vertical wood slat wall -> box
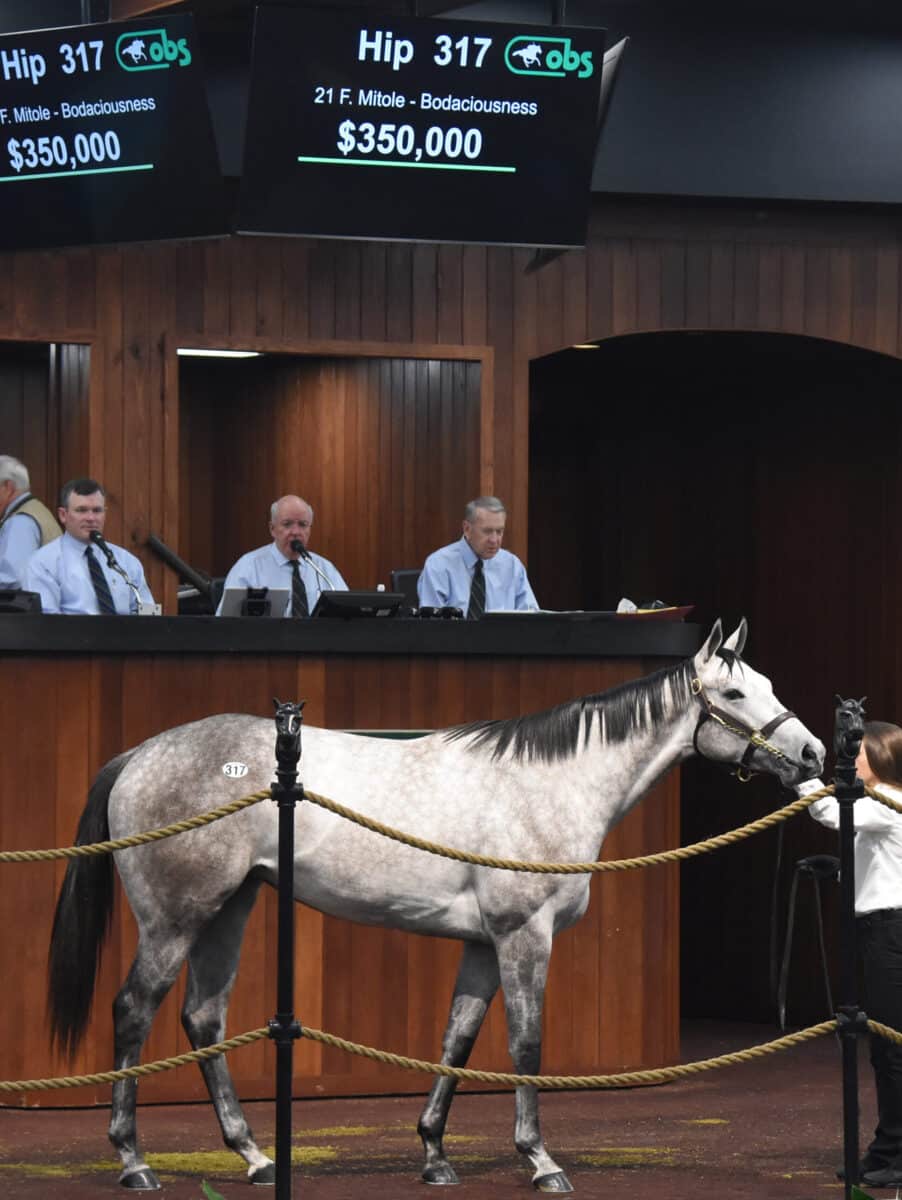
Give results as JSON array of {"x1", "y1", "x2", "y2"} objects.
[{"x1": 3, "y1": 200, "x2": 902, "y2": 610}]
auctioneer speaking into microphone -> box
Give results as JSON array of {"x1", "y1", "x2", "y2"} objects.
[
  {"x1": 24, "y1": 478, "x2": 155, "y2": 615},
  {"x1": 215, "y1": 494, "x2": 348, "y2": 617}
]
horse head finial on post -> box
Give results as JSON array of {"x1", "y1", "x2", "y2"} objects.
[{"x1": 833, "y1": 694, "x2": 866, "y2": 787}]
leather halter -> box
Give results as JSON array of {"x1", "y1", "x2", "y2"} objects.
[{"x1": 691, "y1": 675, "x2": 796, "y2": 782}]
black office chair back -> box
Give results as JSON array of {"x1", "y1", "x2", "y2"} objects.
[{"x1": 390, "y1": 568, "x2": 420, "y2": 607}]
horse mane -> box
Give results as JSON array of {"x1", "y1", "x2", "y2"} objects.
[{"x1": 444, "y1": 657, "x2": 699, "y2": 764}]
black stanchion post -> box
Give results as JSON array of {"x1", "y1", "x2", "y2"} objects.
[
  {"x1": 833, "y1": 695, "x2": 867, "y2": 1200},
  {"x1": 269, "y1": 700, "x2": 305, "y2": 1200}
]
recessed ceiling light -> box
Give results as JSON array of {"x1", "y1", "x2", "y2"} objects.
[{"x1": 177, "y1": 348, "x2": 262, "y2": 358}]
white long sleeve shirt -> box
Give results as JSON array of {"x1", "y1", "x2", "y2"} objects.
[{"x1": 801, "y1": 778, "x2": 902, "y2": 915}]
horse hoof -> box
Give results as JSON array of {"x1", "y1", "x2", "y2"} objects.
[
  {"x1": 120, "y1": 1167, "x2": 161, "y2": 1190},
  {"x1": 422, "y1": 1163, "x2": 460, "y2": 1185},
  {"x1": 534, "y1": 1171, "x2": 573, "y2": 1194},
  {"x1": 249, "y1": 1162, "x2": 276, "y2": 1185}
]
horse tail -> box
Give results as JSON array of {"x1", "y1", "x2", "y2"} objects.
[{"x1": 47, "y1": 749, "x2": 135, "y2": 1059}]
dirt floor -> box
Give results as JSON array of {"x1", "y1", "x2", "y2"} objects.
[{"x1": 0, "y1": 1021, "x2": 889, "y2": 1200}]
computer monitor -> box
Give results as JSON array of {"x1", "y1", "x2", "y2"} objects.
[
  {"x1": 218, "y1": 587, "x2": 289, "y2": 617},
  {"x1": 311, "y1": 591, "x2": 404, "y2": 619}
]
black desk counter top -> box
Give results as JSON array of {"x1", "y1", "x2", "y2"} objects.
[{"x1": 0, "y1": 613, "x2": 700, "y2": 658}]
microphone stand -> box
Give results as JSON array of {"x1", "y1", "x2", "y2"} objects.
[
  {"x1": 290, "y1": 541, "x2": 334, "y2": 593},
  {"x1": 90, "y1": 531, "x2": 146, "y2": 614}
]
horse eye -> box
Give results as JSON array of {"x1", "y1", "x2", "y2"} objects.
[{"x1": 724, "y1": 689, "x2": 745, "y2": 701}]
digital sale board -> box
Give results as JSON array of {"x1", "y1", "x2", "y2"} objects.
[
  {"x1": 0, "y1": 14, "x2": 227, "y2": 250},
  {"x1": 238, "y1": 7, "x2": 606, "y2": 247}
]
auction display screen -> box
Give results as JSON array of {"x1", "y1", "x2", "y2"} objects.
[
  {"x1": 238, "y1": 8, "x2": 605, "y2": 247},
  {"x1": 0, "y1": 15, "x2": 227, "y2": 250}
]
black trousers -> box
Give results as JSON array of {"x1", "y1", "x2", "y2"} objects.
[{"x1": 859, "y1": 908, "x2": 902, "y2": 1163}]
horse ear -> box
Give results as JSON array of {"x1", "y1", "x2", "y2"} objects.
[
  {"x1": 723, "y1": 617, "x2": 748, "y2": 657},
  {"x1": 696, "y1": 619, "x2": 723, "y2": 665}
]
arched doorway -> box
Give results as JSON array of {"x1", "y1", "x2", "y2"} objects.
[{"x1": 529, "y1": 329, "x2": 902, "y2": 1023}]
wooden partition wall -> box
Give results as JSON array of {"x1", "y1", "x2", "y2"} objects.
[{"x1": 179, "y1": 353, "x2": 483, "y2": 585}]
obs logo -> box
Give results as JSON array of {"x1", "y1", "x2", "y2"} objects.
[
  {"x1": 505, "y1": 36, "x2": 594, "y2": 79},
  {"x1": 115, "y1": 29, "x2": 192, "y2": 71}
]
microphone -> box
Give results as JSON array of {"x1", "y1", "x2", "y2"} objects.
[
  {"x1": 290, "y1": 539, "x2": 333, "y2": 591},
  {"x1": 89, "y1": 529, "x2": 117, "y2": 568},
  {"x1": 90, "y1": 530, "x2": 142, "y2": 609}
]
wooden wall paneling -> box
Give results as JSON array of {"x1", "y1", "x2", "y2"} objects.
[
  {"x1": 534, "y1": 252, "x2": 563, "y2": 358},
  {"x1": 93, "y1": 246, "x2": 124, "y2": 515},
  {"x1": 828, "y1": 247, "x2": 854, "y2": 344},
  {"x1": 229, "y1": 237, "x2": 259, "y2": 344},
  {"x1": 708, "y1": 242, "x2": 735, "y2": 330},
  {"x1": 733, "y1": 243, "x2": 761, "y2": 330},
  {"x1": 0, "y1": 252, "x2": 14, "y2": 336},
  {"x1": 562, "y1": 245, "x2": 589, "y2": 343},
  {"x1": 255, "y1": 238, "x2": 284, "y2": 341},
  {"x1": 412, "y1": 244, "x2": 438, "y2": 345},
  {"x1": 586, "y1": 230, "x2": 614, "y2": 339},
  {"x1": 175, "y1": 242, "x2": 206, "y2": 338},
  {"x1": 461, "y1": 243, "x2": 487, "y2": 347},
  {"x1": 359, "y1": 242, "x2": 387, "y2": 343},
  {"x1": 436, "y1": 244, "x2": 463, "y2": 345},
  {"x1": 511, "y1": 251, "x2": 537, "y2": 543},
  {"x1": 307, "y1": 240, "x2": 338, "y2": 342},
  {"x1": 281, "y1": 239, "x2": 311, "y2": 343},
  {"x1": 611, "y1": 239, "x2": 638, "y2": 336},
  {"x1": 635, "y1": 241, "x2": 663, "y2": 332},
  {"x1": 333, "y1": 242, "x2": 362, "y2": 342},
  {"x1": 385, "y1": 243, "x2": 413, "y2": 343},
  {"x1": 486, "y1": 248, "x2": 514, "y2": 510},
  {"x1": 875, "y1": 245, "x2": 901, "y2": 356},
  {"x1": 64, "y1": 248, "x2": 96, "y2": 334},
  {"x1": 15, "y1": 252, "x2": 64, "y2": 338},
  {"x1": 660, "y1": 241, "x2": 687, "y2": 330},
  {"x1": 780, "y1": 245, "x2": 805, "y2": 333},
  {"x1": 121, "y1": 246, "x2": 154, "y2": 560},
  {"x1": 757, "y1": 244, "x2": 781, "y2": 330},
  {"x1": 53, "y1": 342, "x2": 90, "y2": 497},
  {"x1": 851, "y1": 248, "x2": 878, "y2": 349},
  {"x1": 684, "y1": 239, "x2": 712, "y2": 330},
  {"x1": 802, "y1": 246, "x2": 830, "y2": 339},
  {"x1": 201, "y1": 238, "x2": 231, "y2": 341}
]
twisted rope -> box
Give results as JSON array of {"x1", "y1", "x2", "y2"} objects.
[
  {"x1": 0, "y1": 1029, "x2": 270, "y2": 1094},
  {"x1": 868, "y1": 786, "x2": 902, "y2": 815},
  {"x1": 6, "y1": 1017, "x2": 880, "y2": 1095},
  {"x1": 299, "y1": 785, "x2": 833, "y2": 874},
  {"x1": 0, "y1": 785, "x2": 835, "y2": 873},
  {"x1": 0, "y1": 792, "x2": 270, "y2": 863}
]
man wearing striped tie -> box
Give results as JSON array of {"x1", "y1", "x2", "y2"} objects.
[
  {"x1": 216, "y1": 495, "x2": 348, "y2": 617},
  {"x1": 417, "y1": 496, "x2": 538, "y2": 617},
  {"x1": 24, "y1": 478, "x2": 155, "y2": 615}
]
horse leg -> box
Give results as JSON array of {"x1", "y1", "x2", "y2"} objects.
[
  {"x1": 108, "y1": 934, "x2": 194, "y2": 1189},
  {"x1": 418, "y1": 940, "x2": 501, "y2": 1185},
  {"x1": 181, "y1": 877, "x2": 275, "y2": 1184},
  {"x1": 496, "y1": 923, "x2": 573, "y2": 1194}
]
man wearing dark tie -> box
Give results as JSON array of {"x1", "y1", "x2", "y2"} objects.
[
  {"x1": 24, "y1": 478, "x2": 155, "y2": 615},
  {"x1": 216, "y1": 494, "x2": 348, "y2": 617},
  {"x1": 417, "y1": 496, "x2": 538, "y2": 616}
]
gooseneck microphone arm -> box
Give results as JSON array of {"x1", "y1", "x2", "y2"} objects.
[
  {"x1": 289, "y1": 539, "x2": 334, "y2": 592},
  {"x1": 89, "y1": 530, "x2": 142, "y2": 609}
]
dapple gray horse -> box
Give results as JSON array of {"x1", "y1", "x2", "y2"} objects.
[{"x1": 47, "y1": 619, "x2": 824, "y2": 1192}]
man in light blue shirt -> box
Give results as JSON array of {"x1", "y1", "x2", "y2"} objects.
[
  {"x1": 24, "y1": 478, "x2": 155, "y2": 615},
  {"x1": 418, "y1": 496, "x2": 538, "y2": 616},
  {"x1": 0, "y1": 455, "x2": 61, "y2": 588},
  {"x1": 216, "y1": 495, "x2": 348, "y2": 617}
]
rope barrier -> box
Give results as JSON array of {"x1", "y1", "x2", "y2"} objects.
[
  {"x1": 8, "y1": 1015, "x2": 902, "y2": 1097},
  {"x1": 0, "y1": 792, "x2": 270, "y2": 862},
  {"x1": 0, "y1": 784, "x2": 834, "y2": 872},
  {"x1": 298, "y1": 785, "x2": 831, "y2": 874}
]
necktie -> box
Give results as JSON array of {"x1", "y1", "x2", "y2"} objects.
[
  {"x1": 467, "y1": 557, "x2": 486, "y2": 620},
  {"x1": 85, "y1": 545, "x2": 116, "y2": 614},
  {"x1": 290, "y1": 560, "x2": 309, "y2": 618}
]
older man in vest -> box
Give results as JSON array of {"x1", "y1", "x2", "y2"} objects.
[{"x1": 0, "y1": 455, "x2": 61, "y2": 589}]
